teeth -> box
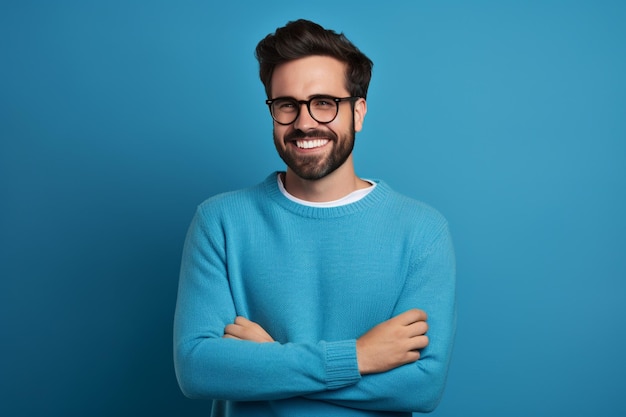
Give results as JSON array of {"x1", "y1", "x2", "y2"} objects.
[{"x1": 296, "y1": 139, "x2": 329, "y2": 149}]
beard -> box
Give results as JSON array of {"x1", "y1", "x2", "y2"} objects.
[{"x1": 273, "y1": 123, "x2": 356, "y2": 181}]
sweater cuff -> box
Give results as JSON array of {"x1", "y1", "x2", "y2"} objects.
[{"x1": 323, "y1": 339, "x2": 361, "y2": 390}]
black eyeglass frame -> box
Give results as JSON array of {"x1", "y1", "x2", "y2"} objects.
[{"x1": 265, "y1": 95, "x2": 361, "y2": 125}]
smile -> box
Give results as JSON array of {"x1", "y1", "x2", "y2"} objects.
[{"x1": 295, "y1": 139, "x2": 329, "y2": 149}]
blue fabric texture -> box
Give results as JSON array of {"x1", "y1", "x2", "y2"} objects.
[{"x1": 174, "y1": 172, "x2": 456, "y2": 416}]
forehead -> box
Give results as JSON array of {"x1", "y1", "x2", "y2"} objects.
[{"x1": 271, "y1": 55, "x2": 348, "y2": 98}]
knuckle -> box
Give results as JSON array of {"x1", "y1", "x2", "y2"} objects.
[{"x1": 408, "y1": 308, "x2": 427, "y2": 322}]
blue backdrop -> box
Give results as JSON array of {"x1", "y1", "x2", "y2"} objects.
[{"x1": 1, "y1": 1, "x2": 625, "y2": 416}]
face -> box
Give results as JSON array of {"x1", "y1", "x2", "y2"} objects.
[{"x1": 270, "y1": 56, "x2": 366, "y2": 181}]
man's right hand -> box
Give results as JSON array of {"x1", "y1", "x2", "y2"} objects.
[
  {"x1": 356, "y1": 309, "x2": 429, "y2": 375},
  {"x1": 223, "y1": 316, "x2": 275, "y2": 343}
]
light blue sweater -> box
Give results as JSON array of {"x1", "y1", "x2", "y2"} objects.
[{"x1": 174, "y1": 172, "x2": 456, "y2": 416}]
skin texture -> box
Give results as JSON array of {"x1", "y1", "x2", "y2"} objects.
[
  {"x1": 354, "y1": 309, "x2": 429, "y2": 374},
  {"x1": 223, "y1": 55, "x2": 429, "y2": 375},
  {"x1": 223, "y1": 316, "x2": 274, "y2": 343},
  {"x1": 270, "y1": 56, "x2": 369, "y2": 202}
]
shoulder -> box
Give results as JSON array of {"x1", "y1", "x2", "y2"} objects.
[
  {"x1": 193, "y1": 173, "x2": 276, "y2": 223},
  {"x1": 377, "y1": 182, "x2": 448, "y2": 229},
  {"x1": 370, "y1": 181, "x2": 452, "y2": 253}
]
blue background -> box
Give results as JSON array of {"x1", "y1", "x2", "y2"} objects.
[{"x1": 2, "y1": 1, "x2": 625, "y2": 416}]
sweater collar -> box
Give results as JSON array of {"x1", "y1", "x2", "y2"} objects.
[{"x1": 263, "y1": 171, "x2": 390, "y2": 219}]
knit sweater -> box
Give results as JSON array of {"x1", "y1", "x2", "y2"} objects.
[{"x1": 174, "y1": 172, "x2": 456, "y2": 416}]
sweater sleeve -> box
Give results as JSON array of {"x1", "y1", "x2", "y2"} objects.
[
  {"x1": 173, "y1": 207, "x2": 362, "y2": 401},
  {"x1": 303, "y1": 224, "x2": 457, "y2": 412}
]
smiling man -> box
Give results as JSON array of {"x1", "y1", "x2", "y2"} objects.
[
  {"x1": 269, "y1": 55, "x2": 367, "y2": 200},
  {"x1": 174, "y1": 19, "x2": 456, "y2": 417}
]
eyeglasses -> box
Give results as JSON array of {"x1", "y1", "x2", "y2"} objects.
[{"x1": 266, "y1": 95, "x2": 360, "y2": 125}]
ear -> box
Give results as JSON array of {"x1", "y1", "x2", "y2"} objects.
[{"x1": 353, "y1": 98, "x2": 367, "y2": 132}]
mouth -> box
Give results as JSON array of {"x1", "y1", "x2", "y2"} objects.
[{"x1": 294, "y1": 139, "x2": 330, "y2": 149}]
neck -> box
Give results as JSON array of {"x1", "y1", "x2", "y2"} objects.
[{"x1": 282, "y1": 156, "x2": 370, "y2": 202}]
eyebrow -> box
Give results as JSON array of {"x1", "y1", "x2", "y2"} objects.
[{"x1": 272, "y1": 93, "x2": 344, "y2": 100}]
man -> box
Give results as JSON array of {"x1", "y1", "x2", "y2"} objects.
[{"x1": 174, "y1": 19, "x2": 456, "y2": 417}]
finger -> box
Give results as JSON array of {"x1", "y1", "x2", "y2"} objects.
[
  {"x1": 406, "y1": 320, "x2": 428, "y2": 337},
  {"x1": 226, "y1": 318, "x2": 254, "y2": 336},
  {"x1": 225, "y1": 319, "x2": 274, "y2": 343},
  {"x1": 224, "y1": 323, "x2": 245, "y2": 338},
  {"x1": 223, "y1": 333, "x2": 242, "y2": 340},
  {"x1": 396, "y1": 349, "x2": 421, "y2": 366},
  {"x1": 405, "y1": 350, "x2": 421, "y2": 362},
  {"x1": 234, "y1": 316, "x2": 253, "y2": 325},
  {"x1": 394, "y1": 309, "x2": 428, "y2": 325},
  {"x1": 234, "y1": 316, "x2": 267, "y2": 336},
  {"x1": 407, "y1": 335, "x2": 429, "y2": 351}
]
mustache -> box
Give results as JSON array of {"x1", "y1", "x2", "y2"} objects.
[{"x1": 284, "y1": 129, "x2": 338, "y2": 142}]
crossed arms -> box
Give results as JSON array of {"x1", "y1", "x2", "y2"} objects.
[
  {"x1": 174, "y1": 204, "x2": 456, "y2": 412},
  {"x1": 224, "y1": 309, "x2": 429, "y2": 375}
]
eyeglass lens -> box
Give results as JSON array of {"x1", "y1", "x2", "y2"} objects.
[{"x1": 270, "y1": 97, "x2": 338, "y2": 124}]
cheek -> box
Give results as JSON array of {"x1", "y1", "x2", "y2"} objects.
[
  {"x1": 273, "y1": 125, "x2": 288, "y2": 144},
  {"x1": 329, "y1": 116, "x2": 354, "y2": 135}
]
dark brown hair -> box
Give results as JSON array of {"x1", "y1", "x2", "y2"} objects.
[{"x1": 255, "y1": 19, "x2": 373, "y2": 99}]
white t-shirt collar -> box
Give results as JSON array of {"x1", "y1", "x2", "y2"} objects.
[{"x1": 276, "y1": 173, "x2": 376, "y2": 208}]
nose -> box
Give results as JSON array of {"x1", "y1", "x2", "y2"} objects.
[{"x1": 292, "y1": 103, "x2": 319, "y2": 131}]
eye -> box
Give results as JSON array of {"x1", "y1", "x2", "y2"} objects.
[
  {"x1": 312, "y1": 98, "x2": 335, "y2": 108},
  {"x1": 275, "y1": 99, "x2": 297, "y2": 112}
]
